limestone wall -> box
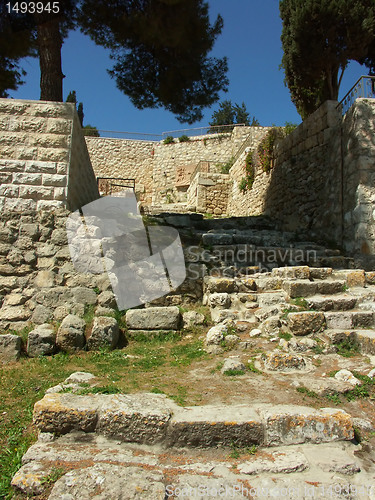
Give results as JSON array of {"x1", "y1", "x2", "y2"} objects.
[
  {"x1": 227, "y1": 128, "x2": 271, "y2": 216},
  {"x1": 264, "y1": 101, "x2": 342, "y2": 243},
  {"x1": 187, "y1": 172, "x2": 230, "y2": 215},
  {"x1": 341, "y1": 99, "x2": 375, "y2": 262},
  {"x1": 152, "y1": 127, "x2": 251, "y2": 204},
  {"x1": 85, "y1": 137, "x2": 156, "y2": 204},
  {"x1": 0, "y1": 99, "x2": 99, "y2": 212}
]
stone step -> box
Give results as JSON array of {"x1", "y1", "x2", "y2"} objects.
[
  {"x1": 326, "y1": 329, "x2": 375, "y2": 355},
  {"x1": 12, "y1": 433, "x2": 374, "y2": 499},
  {"x1": 306, "y1": 294, "x2": 358, "y2": 311},
  {"x1": 323, "y1": 311, "x2": 374, "y2": 330},
  {"x1": 33, "y1": 392, "x2": 354, "y2": 449},
  {"x1": 282, "y1": 279, "x2": 347, "y2": 298}
]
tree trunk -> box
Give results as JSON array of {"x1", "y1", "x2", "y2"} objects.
[{"x1": 36, "y1": 16, "x2": 64, "y2": 101}]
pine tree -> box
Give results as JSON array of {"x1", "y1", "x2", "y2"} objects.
[
  {"x1": 280, "y1": 0, "x2": 375, "y2": 118},
  {"x1": 209, "y1": 100, "x2": 259, "y2": 132},
  {"x1": 3, "y1": 0, "x2": 228, "y2": 124}
]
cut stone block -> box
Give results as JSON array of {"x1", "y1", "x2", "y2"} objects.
[
  {"x1": 271, "y1": 266, "x2": 310, "y2": 280},
  {"x1": 87, "y1": 316, "x2": 119, "y2": 351},
  {"x1": 262, "y1": 352, "x2": 307, "y2": 371},
  {"x1": 126, "y1": 306, "x2": 180, "y2": 330},
  {"x1": 307, "y1": 294, "x2": 357, "y2": 311},
  {"x1": 27, "y1": 324, "x2": 56, "y2": 357},
  {"x1": 97, "y1": 393, "x2": 177, "y2": 444},
  {"x1": 260, "y1": 405, "x2": 353, "y2": 446},
  {"x1": 166, "y1": 405, "x2": 264, "y2": 448},
  {"x1": 287, "y1": 311, "x2": 325, "y2": 336},
  {"x1": 0, "y1": 334, "x2": 21, "y2": 363}
]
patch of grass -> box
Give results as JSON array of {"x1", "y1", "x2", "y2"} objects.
[
  {"x1": 170, "y1": 341, "x2": 207, "y2": 366},
  {"x1": 326, "y1": 392, "x2": 342, "y2": 405},
  {"x1": 336, "y1": 337, "x2": 360, "y2": 357},
  {"x1": 40, "y1": 467, "x2": 66, "y2": 485},
  {"x1": 77, "y1": 385, "x2": 123, "y2": 395},
  {"x1": 169, "y1": 385, "x2": 188, "y2": 406},
  {"x1": 311, "y1": 344, "x2": 324, "y2": 355},
  {"x1": 229, "y1": 442, "x2": 257, "y2": 459},
  {"x1": 296, "y1": 386, "x2": 319, "y2": 398},
  {"x1": 130, "y1": 331, "x2": 181, "y2": 343},
  {"x1": 291, "y1": 297, "x2": 309, "y2": 309},
  {"x1": 278, "y1": 332, "x2": 292, "y2": 341},
  {"x1": 345, "y1": 374, "x2": 374, "y2": 402},
  {"x1": 223, "y1": 369, "x2": 246, "y2": 377},
  {"x1": 247, "y1": 360, "x2": 262, "y2": 374}
]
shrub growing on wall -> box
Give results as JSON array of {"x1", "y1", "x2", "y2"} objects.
[{"x1": 239, "y1": 151, "x2": 255, "y2": 192}]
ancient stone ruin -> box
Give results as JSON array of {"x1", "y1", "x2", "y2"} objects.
[{"x1": 1, "y1": 97, "x2": 375, "y2": 498}]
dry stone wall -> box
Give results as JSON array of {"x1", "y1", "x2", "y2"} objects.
[
  {"x1": 152, "y1": 127, "x2": 251, "y2": 205},
  {"x1": 227, "y1": 127, "x2": 271, "y2": 216},
  {"x1": 187, "y1": 172, "x2": 230, "y2": 215},
  {"x1": 341, "y1": 99, "x2": 375, "y2": 262},
  {"x1": 228, "y1": 102, "x2": 342, "y2": 241},
  {"x1": 0, "y1": 98, "x2": 99, "y2": 212},
  {"x1": 85, "y1": 137, "x2": 156, "y2": 204}
]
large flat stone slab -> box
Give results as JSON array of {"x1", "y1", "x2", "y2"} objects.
[
  {"x1": 259, "y1": 405, "x2": 354, "y2": 446},
  {"x1": 125, "y1": 306, "x2": 180, "y2": 330},
  {"x1": 165, "y1": 405, "x2": 264, "y2": 448}
]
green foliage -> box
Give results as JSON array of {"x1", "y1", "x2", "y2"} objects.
[
  {"x1": 284, "y1": 122, "x2": 298, "y2": 135},
  {"x1": 223, "y1": 369, "x2": 246, "y2": 376},
  {"x1": 296, "y1": 386, "x2": 318, "y2": 398},
  {"x1": 40, "y1": 467, "x2": 66, "y2": 485},
  {"x1": 221, "y1": 156, "x2": 235, "y2": 174},
  {"x1": 247, "y1": 360, "x2": 262, "y2": 374},
  {"x1": 163, "y1": 136, "x2": 175, "y2": 144},
  {"x1": 239, "y1": 177, "x2": 248, "y2": 193},
  {"x1": 4, "y1": 1, "x2": 228, "y2": 121},
  {"x1": 83, "y1": 125, "x2": 100, "y2": 137},
  {"x1": 336, "y1": 337, "x2": 360, "y2": 357},
  {"x1": 326, "y1": 392, "x2": 342, "y2": 405},
  {"x1": 257, "y1": 128, "x2": 281, "y2": 173},
  {"x1": 278, "y1": 332, "x2": 292, "y2": 341},
  {"x1": 229, "y1": 443, "x2": 257, "y2": 459},
  {"x1": 209, "y1": 100, "x2": 259, "y2": 132},
  {"x1": 178, "y1": 135, "x2": 190, "y2": 142},
  {"x1": 238, "y1": 151, "x2": 256, "y2": 193},
  {"x1": 280, "y1": 0, "x2": 375, "y2": 118}
]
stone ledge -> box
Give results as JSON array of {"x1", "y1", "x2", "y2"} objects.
[{"x1": 32, "y1": 392, "x2": 354, "y2": 448}]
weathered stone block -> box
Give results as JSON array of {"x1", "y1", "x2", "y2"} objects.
[
  {"x1": 166, "y1": 405, "x2": 264, "y2": 448},
  {"x1": 42, "y1": 173, "x2": 67, "y2": 187},
  {"x1": 271, "y1": 266, "x2": 310, "y2": 280},
  {"x1": 25, "y1": 161, "x2": 57, "y2": 173},
  {"x1": 27, "y1": 324, "x2": 56, "y2": 357},
  {"x1": 0, "y1": 159, "x2": 25, "y2": 172},
  {"x1": 12, "y1": 172, "x2": 42, "y2": 185},
  {"x1": 56, "y1": 314, "x2": 86, "y2": 353},
  {"x1": 0, "y1": 334, "x2": 21, "y2": 363},
  {"x1": 33, "y1": 393, "x2": 99, "y2": 434},
  {"x1": 87, "y1": 317, "x2": 119, "y2": 351},
  {"x1": 126, "y1": 306, "x2": 180, "y2": 330},
  {"x1": 261, "y1": 405, "x2": 353, "y2": 446},
  {"x1": 262, "y1": 352, "x2": 307, "y2": 371},
  {"x1": 287, "y1": 311, "x2": 325, "y2": 335}
]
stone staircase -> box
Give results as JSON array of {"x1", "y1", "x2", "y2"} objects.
[
  {"x1": 11, "y1": 373, "x2": 375, "y2": 499},
  {"x1": 203, "y1": 266, "x2": 375, "y2": 355}
]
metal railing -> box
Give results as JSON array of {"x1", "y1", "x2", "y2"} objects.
[
  {"x1": 97, "y1": 177, "x2": 136, "y2": 196},
  {"x1": 95, "y1": 130, "x2": 162, "y2": 141},
  {"x1": 161, "y1": 123, "x2": 246, "y2": 138},
  {"x1": 338, "y1": 75, "x2": 375, "y2": 115}
]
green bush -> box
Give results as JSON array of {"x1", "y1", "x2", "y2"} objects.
[
  {"x1": 163, "y1": 136, "x2": 175, "y2": 144},
  {"x1": 221, "y1": 156, "x2": 235, "y2": 173},
  {"x1": 178, "y1": 134, "x2": 190, "y2": 142}
]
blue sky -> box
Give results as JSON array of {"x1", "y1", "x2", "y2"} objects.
[{"x1": 9, "y1": 0, "x2": 367, "y2": 135}]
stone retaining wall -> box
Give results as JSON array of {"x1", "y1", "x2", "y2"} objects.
[
  {"x1": 0, "y1": 99, "x2": 99, "y2": 212},
  {"x1": 85, "y1": 137, "x2": 156, "y2": 204},
  {"x1": 341, "y1": 99, "x2": 375, "y2": 262},
  {"x1": 187, "y1": 172, "x2": 230, "y2": 215}
]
